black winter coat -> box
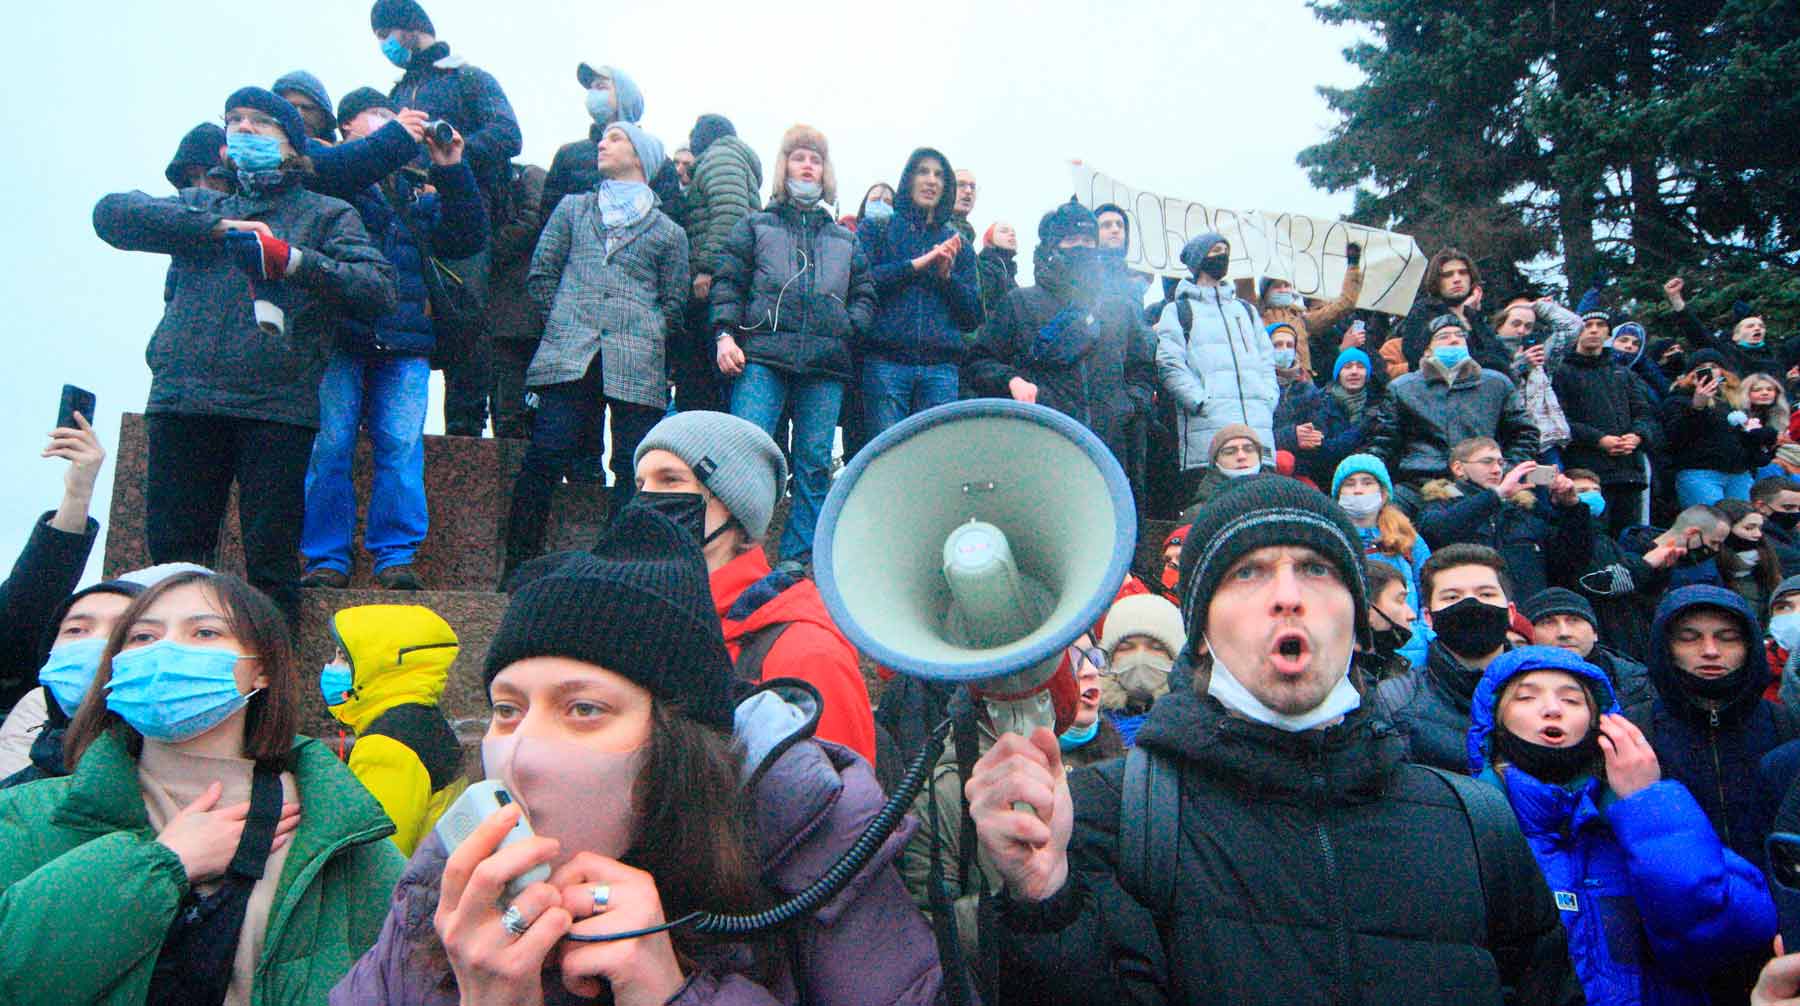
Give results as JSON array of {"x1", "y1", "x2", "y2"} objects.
[
  {"x1": 987, "y1": 689, "x2": 1582, "y2": 1005},
  {"x1": 542, "y1": 124, "x2": 686, "y2": 233},
  {"x1": 1552, "y1": 350, "x2": 1658, "y2": 486},
  {"x1": 708, "y1": 202, "x2": 876, "y2": 382},
  {"x1": 1660, "y1": 390, "x2": 1775, "y2": 476},
  {"x1": 963, "y1": 281, "x2": 1157, "y2": 466},
  {"x1": 1587, "y1": 645, "x2": 1656, "y2": 731},
  {"x1": 976, "y1": 247, "x2": 1018, "y2": 313},
  {"x1": 1559, "y1": 530, "x2": 1667, "y2": 663},
  {"x1": 1397, "y1": 297, "x2": 1512, "y2": 374},
  {"x1": 1367, "y1": 358, "x2": 1538, "y2": 484},
  {"x1": 0, "y1": 514, "x2": 97, "y2": 712},
  {"x1": 1415, "y1": 480, "x2": 1593, "y2": 602},
  {"x1": 1374, "y1": 639, "x2": 1491, "y2": 773}
]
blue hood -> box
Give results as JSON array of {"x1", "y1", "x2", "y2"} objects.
[
  {"x1": 1647, "y1": 585, "x2": 1770, "y2": 725},
  {"x1": 1467, "y1": 644, "x2": 1619, "y2": 775}
]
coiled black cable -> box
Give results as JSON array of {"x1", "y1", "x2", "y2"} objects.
[{"x1": 566, "y1": 715, "x2": 954, "y2": 942}]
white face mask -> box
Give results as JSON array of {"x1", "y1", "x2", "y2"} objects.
[
  {"x1": 1221, "y1": 464, "x2": 1260, "y2": 479},
  {"x1": 1338, "y1": 492, "x2": 1384, "y2": 519},
  {"x1": 1203, "y1": 636, "x2": 1360, "y2": 732}
]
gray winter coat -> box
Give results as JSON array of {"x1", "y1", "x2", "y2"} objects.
[
  {"x1": 1153, "y1": 279, "x2": 1276, "y2": 470},
  {"x1": 329, "y1": 684, "x2": 942, "y2": 1006},
  {"x1": 92, "y1": 181, "x2": 397, "y2": 429},
  {"x1": 1368, "y1": 355, "x2": 1540, "y2": 483},
  {"x1": 526, "y1": 194, "x2": 690, "y2": 408}
]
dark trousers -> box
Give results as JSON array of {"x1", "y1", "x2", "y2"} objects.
[
  {"x1": 145, "y1": 413, "x2": 314, "y2": 624},
  {"x1": 672, "y1": 297, "x2": 725, "y2": 413},
  {"x1": 441, "y1": 318, "x2": 494, "y2": 436},
  {"x1": 504, "y1": 355, "x2": 662, "y2": 572},
  {"x1": 490, "y1": 338, "x2": 538, "y2": 440}
]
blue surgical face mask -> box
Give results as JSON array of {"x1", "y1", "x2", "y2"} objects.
[
  {"x1": 863, "y1": 200, "x2": 893, "y2": 224},
  {"x1": 1578, "y1": 490, "x2": 1606, "y2": 518},
  {"x1": 225, "y1": 131, "x2": 285, "y2": 172},
  {"x1": 320, "y1": 663, "x2": 354, "y2": 707},
  {"x1": 381, "y1": 35, "x2": 413, "y2": 68},
  {"x1": 38, "y1": 638, "x2": 107, "y2": 717},
  {"x1": 1058, "y1": 718, "x2": 1099, "y2": 751},
  {"x1": 1433, "y1": 345, "x2": 1471, "y2": 369},
  {"x1": 786, "y1": 178, "x2": 823, "y2": 206},
  {"x1": 1268, "y1": 291, "x2": 1300, "y2": 309},
  {"x1": 105, "y1": 640, "x2": 258, "y2": 743},
  {"x1": 1272, "y1": 347, "x2": 1298, "y2": 369},
  {"x1": 585, "y1": 87, "x2": 615, "y2": 126},
  {"x1": 1772, "y1": 612, "x2": 1800, "y2": 653}
]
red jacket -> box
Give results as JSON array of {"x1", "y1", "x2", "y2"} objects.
[{"x1": 712, "y1": 550, "x2": 877, "y2": 764}]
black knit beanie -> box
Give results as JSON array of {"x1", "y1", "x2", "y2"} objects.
[
  {"x1": 371, "y1": 0, "x2": 434, "y2": 34},
  {"x1": 1519, "y1": 587, "x2": 1597, "y2": 628},
  {"x1": 484, "y1": 506, "x2": 735, "y2": 729},
  {"x1": 336, "y1": 87, "x2": 395, "y2": 129},
  {"x1": 165, "y1": 122, "x2": 226, "y2": 190},
  {"x1": 1177, "y1": 475, "x2": 1371, "y2": 653}
]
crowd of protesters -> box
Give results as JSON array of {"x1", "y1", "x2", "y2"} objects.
[{"x1": 5, "y1": 0, "x2": 1800, "y2": 1001}]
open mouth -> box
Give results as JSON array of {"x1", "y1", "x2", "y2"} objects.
[
  {"x1": 1080, "y1": 686, "x2": 1102, "y2": 704},
  {"x1": 1539, "y1": 725, "x2": 1567, "y2": 745},
  {"x1": 1269, "y1": 630, "x2": 1311, "y2": 676}
]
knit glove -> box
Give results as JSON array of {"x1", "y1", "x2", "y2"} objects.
[{"x1": 224, "y1": 230, "x2": 295, "y2": 280}]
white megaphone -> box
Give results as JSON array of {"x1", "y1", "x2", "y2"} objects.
[{"x1": 814, "y1": 399, "x2": 1138, "y2": 740}]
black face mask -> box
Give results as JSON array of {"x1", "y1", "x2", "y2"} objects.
[
  {"x1": 1679, "y1": 539, "x2": 1718, "y2": 565},
  {"x1": 1772, "y1": 511, "x2": 1800, "y2": 533},
  {"x1": 1196, "y1": 252, "x2": 1230, "y2": 281},
  {"x1": 1493, "y1": 725, "x2": 1601, "y2": 785},
  {"x1": 1683, "y1": 667, "x2": 1745, "y2": 700},
  {"x1": 1431, "y1": 597, "x2": 1511, "y2": 660},
  {"x1": 626, "y1": 491, "x2": 730, "y2": 547},
  {"x1": 1726, "y1": 533, "x2": 1761, "y2": 552},
  {"x1": 1369, "y1": 604, "x2": 1413, "y2": 660}
]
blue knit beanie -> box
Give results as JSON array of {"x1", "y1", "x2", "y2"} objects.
[
  {"x1": 222, "y1": 87, "x2": 309, "y2": 156},
  {"x1": 1333, "y1": 347, "x2": 1372, "y2": 383},
  {"x1": 1331, "y1": 453, "x2": 1393, "y2": 499},
  {"x1": 605, "y1": 121, "x2": 667, "y2": 185}
]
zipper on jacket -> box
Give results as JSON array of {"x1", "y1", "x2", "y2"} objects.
[
  {"x1": 1210, "y1": 296, "x2": 1252, "y2": 426},
  {"x1": 1312, "y1": 760, "x2": 1351, "y2": 1004},
  {"x1": 1709, "y1": 726, "x2": 1731, "y2": 848}
]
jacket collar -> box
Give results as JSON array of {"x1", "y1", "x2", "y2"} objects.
[
  {"x1": 1420, "y1": 351, "x2": 1483, "y2": 386},
  {"x1": 1425, "y1": 639, "x2": 1491, "y2": 714},
  {"x1": 1485, "y1": 765, "x2": 1607, "y2": 840}
]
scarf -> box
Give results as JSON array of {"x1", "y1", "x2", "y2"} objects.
[
  {"x1": 594, "y1": 180, "x2": 655, "y2": 233},
  {"x1": 1329, "y1": 382, "x2": 1367, "y2": 424},
  {"x1": 234, "y1": 169, "x2": 291, "y2": 200}
]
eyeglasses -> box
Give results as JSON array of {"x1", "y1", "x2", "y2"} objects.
[
  {"x1": 1463, "y1": 456, "x2": 1505, "y2": 468},
  {"x1": 1067, "y1": 644, "x2": 1108, "y2": 672},
  {"x1": 224, "y1": 111, "x2": 281, "y2": 129}
]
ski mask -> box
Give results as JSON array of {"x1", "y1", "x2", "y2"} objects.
[{"x1": 1431, "y1": 597, "x2": 1510, "y2": 659}]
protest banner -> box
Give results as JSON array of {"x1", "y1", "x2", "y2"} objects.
[{"x1": 1073, "y1": 162, "x2": 1430, "y2": 316}]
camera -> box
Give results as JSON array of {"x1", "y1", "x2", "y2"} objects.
[{"x1": 426, "y1": 120, "x2": 456, "y2": 146}]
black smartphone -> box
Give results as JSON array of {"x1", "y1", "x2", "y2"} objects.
[
  {"x1": 1523, "y1": 330, "x2": 1545, "y2": 349},
  {"x1": 1767, "y1": 833, "x2": 1800, "y2": 953},
  {"x1": 57, "y1": 385, "x2": 96, "y2": 430},
  {"x1": 1697, "y1": 367, "x2": 1717, "y2": 385}
]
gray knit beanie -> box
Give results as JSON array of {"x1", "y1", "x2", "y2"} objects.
[{"x1": 634, "y1": 411, "x2": 788, "y2": 541}]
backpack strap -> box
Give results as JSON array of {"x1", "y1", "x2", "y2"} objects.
[
  {"x1": 732, "y1": 622, "x2": 794, "y2": 684},
  {"x1": 1419, "y1": 765, "x2": 1538, "y2": 956},
  {"x1": 1176, "y1": 299, "x2": 1194, "y2": 341},
  {"x1": 1118, "y1": 745, "x2": 1181, "y2": 920}
]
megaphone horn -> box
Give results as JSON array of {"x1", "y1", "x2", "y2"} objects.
[{"x1": 815, "y1": 399, "x2": 1138, "y2": 740}]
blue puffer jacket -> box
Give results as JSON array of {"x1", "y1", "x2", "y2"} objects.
[
  {"x1": 856, "y1": 148, "x2": 983, "y2": 366},
  {"x1": 1647, "y1": 586, "x2": 1800, "y2": 867},
  {"x1": 337, "y1": 162, "x2": 487, "y2": 357},
  {"x1": 1468, "y1": 646, "x2": 1776, "y2": 1006}
]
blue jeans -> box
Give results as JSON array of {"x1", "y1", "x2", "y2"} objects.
[
  {"x1": 860, "y1": 359, "x2": 959, "y2": 438},
  {"x1": 1675, "y1": 468, "x2": 1753, "y2": 509},
  {"x1": 301, "y1": 352, "x2": 430, "y2": 573},
  {"x1": 731, "y1": 363, "x2": 843, "y2": 560}
]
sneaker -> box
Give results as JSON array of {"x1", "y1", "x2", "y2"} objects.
[
  {"x1": 375, "y1": 564, "x2": 422, "y2": 591},
  {"x1": 300, "y1": 567, "x2": 350, "y2": 589}
]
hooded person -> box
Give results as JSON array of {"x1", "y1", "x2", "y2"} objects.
[
  {"x1": 856, "y1": 146, "x2": 984, "y2": 436},
  {"x1": 1466, "y1": 646, "x2": 1776, "y2": 1006},
  {"x1": 1519, "y1": 587, "x2": 1655, "y2": 731},
  {"x1": 967, "y1": 475, "x2": 1583, "y2": 1004},
  {"x1": 541, "y1": 63, "x2": 685, "y2": 232},
  {"x1": 330, "y1": 506, "x2": 942, "y2": 1006},
  {"x1": 1096, "y1": 593, "x2": 1186, "y2": 747},
  {"x1": 321, "y1": 604, "x2": 464, "y2": 857},
  {"x1": 1646, "y1": 585, "x2": 1800, "y2": 868},
  {"x1": 165, "y1": 122, "x2": 229, "y2": 192},
  {"x1": 272, "y1": 70, "x2": 336, "y2": 143},
  {"x1": 1092, "y1": 202, "x2": 1152, "y2": 304},
  {"x1": 964, "y1": 199, "x2": 1156, "y2": 479}
]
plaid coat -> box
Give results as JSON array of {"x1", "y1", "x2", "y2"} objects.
[{"x1": 526, "y1": 193, "x2": 690, "y2": 407}]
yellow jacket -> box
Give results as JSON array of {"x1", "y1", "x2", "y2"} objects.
[{"x1": 327, "y1": 605, "x2": 467, "y2": 856}]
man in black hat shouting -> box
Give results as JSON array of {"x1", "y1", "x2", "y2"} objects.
[{"x1": 965, "y1": 475, "x2": 1581, "y2": 1004}]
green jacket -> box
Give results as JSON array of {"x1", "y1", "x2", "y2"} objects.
[
  {"x1": 0, "y1": 730, "x2": 404, "y2": 1005},
  {"x1": 685, "y1": 135, "x2": 763, "y2": 277}
]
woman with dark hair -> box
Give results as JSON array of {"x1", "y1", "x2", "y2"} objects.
[
  {"x1": 855, "y1": 182, "x2": 895, "y2": 231},
  {"x1": 1718, "y1": 499, "x2": 1783, "y2": 616},
  {"x1": 1661, "y1": 353, "x2": 1775, "y2": 507},
  {"x1": 334, "y1": 506, "x2": 940, "y2": 1005},
  {"x1": 0, "y1": 570, "x2": 403, "y2": 1005}
]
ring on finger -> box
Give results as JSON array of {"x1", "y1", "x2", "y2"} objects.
[
  {"x1": 500, "y1": 904, "x2": 530, "y2": 938},
  {"x1": 591, "y1": 884, "x2": 612, "y2": 912}
]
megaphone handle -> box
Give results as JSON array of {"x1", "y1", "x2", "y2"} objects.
[{"x1": 984, "y1": 694, "x2": 1058, "y2": 815}]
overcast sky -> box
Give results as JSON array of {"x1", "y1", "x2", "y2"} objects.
[{"x1": 0, "y1": 0, "x2": 1365, "y2": 586}]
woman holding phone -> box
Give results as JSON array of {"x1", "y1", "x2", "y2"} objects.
[
  {"x1": 333, "y1": 506, "x2": 940, "y2": 1006},
  {"x1": 1661, "y1": 351, "x2": 1775, "y2": 507}
]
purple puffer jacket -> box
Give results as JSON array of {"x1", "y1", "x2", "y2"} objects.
[{"x1": 330, "y1": 693, "x2": 941, "y2": 1006}]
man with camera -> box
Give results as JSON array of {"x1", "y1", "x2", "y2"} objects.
[
  {"x1": 1416, "y1": 436, "x2": 1594, "y2": 602},
  {"x1": 1553, "y1": 310, "x2": 1658, "y2": 537},
  {"x1": 965, "y1": 476, "x2": 1581, "y2": 1004}
]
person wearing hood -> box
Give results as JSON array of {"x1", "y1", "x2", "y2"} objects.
[
  {"x1": 165, "y1": 122, "x2": 230, "y2": 194},
  {"x1": 542, "y1": 63, "x2": 684, "y2": 233},
  {"x1": 632, "y1": 411, "x2": 875, "y2": 763},
  {"x1": 1252, "y1": 245, "x2": 1364, "y2": 383},
  {"x1": 1647, "y1": 585, "x2": 1800, "y2": 867},
  {"x1": 1521, "y1": 587, "x2": 1655, "y2": 730},
  {"x1": 976, "y1": 221, "x2": 1019, "y2": 311},
  {"x1": 507, "y1": 121, "x2": 689, "y2": 574},
  {"x1": 1607, "y1": 320, "x2": 1672, "y2": 402},
  {"x1": 1752, "y1": 476, "x2": 1800, "y2": 576},
  {"x1": 1368, "y1": 313, "x2": 1540, "y2": 489},
  {"x1": 320, "y1": 604, "x2": 463, "y2": 858},
  {"x1": 1466, "y1": 645, "x2": 1776, "y2": 1006},
  {"x1": 711, "y1": 125, "x2": 876, "y2": 562},
  {"x1": 967, "y1": 476, "x2": 1582, "y2": 1004},
  {"x1": 1377, "y1": 543, "x2": 1522, "y2": 772},
  {"x1": 1768, "y1": 576, "x2": 1800, "y2": 706},
  {"x1": 332, "y1": 506, "x2": 940, "y2": 1006},
  {"x1": 371, "y1": 0, "x2": 520, "y2": 199},
  {"x1": 1093, "y1": 202, "x2": 1153, "y2": 305},
  {"x1": 1333, "y1": 454, "x2": 1433, "y2": 667},
  {"x1": 1662, "y1": 351, "x2": 1775, "y2": 507},
  {"x1": 1395, "y1": 248, "x2": 1512, "y2": 373},
  {"x1": 1154, "y1": 231, "x2": 1277, "y2": 495},
  {"x1": 93, "y1": 86, "x2": 397, "y2": 626},
  {"x1": 1096, "y1": 592, "x2": 1186, "y2": 747},
  {"x1": 965, "y1": 200, "x2": 1156, "y2": 478},
  {"x1": 1416, "y1": 436, "x2": 1592, "y2": 602},
  {"x1": 273, "y1": 70, "x2": 336, "y2": 143},
  {"x1": 1665, "y1": 276, "x2": 1784, "y2": 380},
  {"x1": 1553, "y1": 310, "x2": 1658, "y2": 536},
  {"x1": 856, "y1": 147, "x2": 984, "y2": 436},
  {"x1": 855, "y1": 182, "x2": 895, "y2": 232}
]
